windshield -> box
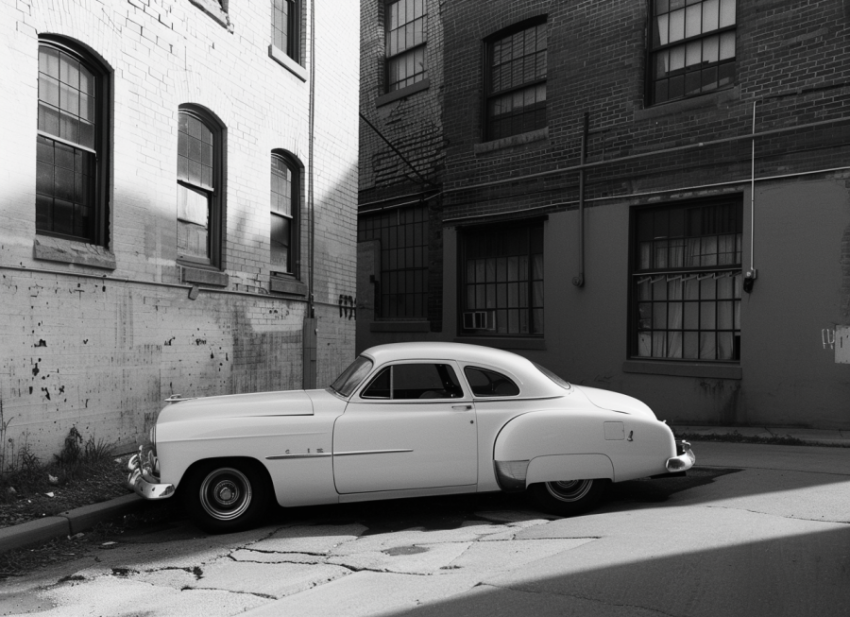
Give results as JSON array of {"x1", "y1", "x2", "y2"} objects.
[
  {"x1": 533, "y1": 362, "x2": 572, "y2": 390},
  {"x1": 329, "y1": 356, "x2": 374, "y2": 397}
]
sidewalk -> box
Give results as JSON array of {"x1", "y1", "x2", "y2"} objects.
[
  {"x1": 2, "y1": 425, "x2": 848, "y2": 555},
  {"x1": 671, "y1": 425, "x2": 850, "y2": 446}
]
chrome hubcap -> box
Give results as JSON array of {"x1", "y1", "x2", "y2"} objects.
[
  {"x1": 199, "y1": 467, "x2": 252, "y2": 521},
  {"x1": 545, "y1": 479, "x2": 593, "y2": 503}
]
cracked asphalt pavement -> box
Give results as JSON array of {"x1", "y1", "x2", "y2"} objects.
[{"x1": 1, "y1": 442, "x2": 848, "y2": 617}]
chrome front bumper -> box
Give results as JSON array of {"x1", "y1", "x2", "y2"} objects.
[
  {"x1": 666, "y1": 440, "x2": 696, "y2": 473},
  {"x1": 125, "y1": 445, "x2": 175, "y2": 499}
]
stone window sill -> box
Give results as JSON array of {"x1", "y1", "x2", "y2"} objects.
[
  {"x1": 181, "y1": 265, "x2": 229, "y2": 287},
  {"x1": 375, "y1": 79, "x2": 430, "y2": 107},
  {"x1": 189, "y1": 0, "x2": 232, "y2": 31},
  {"x1": 269, "y1": 45, "x2": 307, "y2": 82},
  {"x1": 454, "y1": 336, "x2": 545, "y2": 351},
  {"x1": 270, "y1": 275, "x2": 308, "y2": 296},
  {"x1": 635, "y1": 87, "x2": 740, "y2": 121},
  {"x1": 370, "y1": 321, "x2": 430, "y2": 333},
  {"x1": 623, "y1": 360, "x2": 742, "y2": 380},
  {"x1": 33, "y1": 236, "x2": 116, "y2": 270},
  {"x1": 474, "y1": 127, "x2": 548, "y2": 155}
]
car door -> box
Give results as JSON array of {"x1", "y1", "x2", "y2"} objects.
[{"x1": 332, "y1": 360, "x2": 478, "y2": 494}]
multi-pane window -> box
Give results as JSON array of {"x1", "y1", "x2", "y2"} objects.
[
  {"x1": 632, "y1": 199, "x2": 743, "y2": 361},
  {"x1": 386, "y1": 0, "x2": 427, "y2": 92},
  {"x1": 461, "y1": 222, "x2": 543, "y2": 336},
  {"x1": 358, "y1": 206, "x2": 429, "y2": 319},
  {"x1": 271, "y1": 152, "x2": 298, "y2": 274},
  {"x1": 486, "y1": 21, "x2": 547, "y2": 140},
  {"x1": 272, "y1": 0, "x2": 299, "y2": 61},
  {"x1": 36, "y1": 39, "x2": 107, "y2": 244},
  {"x1": 177, "y1": 106, "x2": 223, "y2": 267},
  {"x1": 649, "y1": 0, "x2": 737, "y2": 105}
]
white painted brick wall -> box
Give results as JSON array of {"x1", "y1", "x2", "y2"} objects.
[{"x1": 0, "y1": 0, "x2": 359, "y2": 461}]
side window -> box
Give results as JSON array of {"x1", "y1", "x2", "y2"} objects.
[
  {"x1": 36, "y1": 37, "x2": 110, "y2": 246},
  {"x1": 361, "y1": 367, "x2": 391, "y2": 399},
  {"x1": 464, "y1": 367, "x2": 520, "y2": 397},
  {"x1": 361, "y1": 364, "x2": 463, "y2": 399}
]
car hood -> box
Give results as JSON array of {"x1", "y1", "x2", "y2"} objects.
[
  {"x1": 157, "y1": 389, "x2": 315, "y2": 425},
  {"x1": 573, "y1": 385, "x2": 657, "y2": 419}
]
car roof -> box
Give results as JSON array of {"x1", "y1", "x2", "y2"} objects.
[{"x1": 359, "y1": 341, "x2": 566, "y2": 398}]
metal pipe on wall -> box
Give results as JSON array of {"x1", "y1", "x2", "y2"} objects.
[
  {"x1": 744, "y1": 100, "x2": 758, "y2": 293},
  {"x1": 572, "y1": 112, "x2": 589, "y2": 288}
]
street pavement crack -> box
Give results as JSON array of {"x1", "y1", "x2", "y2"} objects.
[{"x1": 705, "y1": 503, "x2": 850, "y2": 524}]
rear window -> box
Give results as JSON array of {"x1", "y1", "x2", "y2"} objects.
[
  {"x1": 533, "y1": 362, "x2": 571, "y2": 390},
  {"x1": 464, "y1": 366, "x2": 520, "y2": 397}
]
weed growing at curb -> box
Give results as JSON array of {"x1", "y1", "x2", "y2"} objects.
[{"x1": 676, "y1": 431, "x2": 848, "y2": 447}]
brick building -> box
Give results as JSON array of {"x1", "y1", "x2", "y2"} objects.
[
  {"x1": 358, "y1": 0, "x2": 850, "y2": 429},
  {"x1": 0, "y1": 0, "x2": 359, "y2": 462}
]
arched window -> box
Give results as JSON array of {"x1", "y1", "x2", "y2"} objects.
[
  {"x1": 177, "y1": 105, "x2": 225, "y2": 268},
  {"x1": 270, "y1": 151, "x2": 300, "y2": 275},
  {"x1": 36, "y1": 37, "x2": 110, "y2": 245}
]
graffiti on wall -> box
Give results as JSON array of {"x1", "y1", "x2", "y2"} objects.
[{"x1": 339, "y1": 295, "x2": 356, "y2": 320}]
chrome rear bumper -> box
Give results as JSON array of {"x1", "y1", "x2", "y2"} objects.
[
  {"x1": 665, "y1": 440, "x2": 696, "y2": 473},
  {"x1": 125, "y1": 445, "x2": 174, "y2": 499}
]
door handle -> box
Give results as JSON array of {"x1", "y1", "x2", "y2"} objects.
[{"x1": 452, "y1": 404, "x2": 473, "y2": 411}]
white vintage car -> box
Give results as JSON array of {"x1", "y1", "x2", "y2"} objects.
[{"x1": 126, "y1": 342, "x2": 694, "y2": 532}]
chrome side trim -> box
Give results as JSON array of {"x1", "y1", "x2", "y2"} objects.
[
  {"x1": 333, "y1": 449, "x2": 414, "y2": 457},
  {"x1": 266, "y1": 452, "x2": 333, "y2": 460}
]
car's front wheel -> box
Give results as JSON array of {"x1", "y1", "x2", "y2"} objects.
[
  {"x1": 528, "y1": 478, "x2": 607, "y2": 517},
  {"x1": 181, "y1": 459, "x2": 271, "y2": 533}
]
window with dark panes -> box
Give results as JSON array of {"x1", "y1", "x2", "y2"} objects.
[
  {"x1": 631, "y1": 198, "x2": 743, "y2": 362},
  {"x1": 272, "y1": 0, "x2": 300, "y2": 61},
  {"x1": 36, "y1": 39, "x2": 109, "y2": 245},
  {"x1": 386, "y1": 0, "x2": 427, "y2": 92},
  {"x1": 362, "y1": 364, "x2": 462, "y2": 400},
  {"x1": 649, "y1": 0, "x2": 736, "y2": 105},
  {"x1": 461, "y1": 222, "x2": 543, "y2": 336},
  {"x1": 358, "y1": 206, "x2": 429, "y2": 319},
  {"x1": 177, "y1": 106, "x2": 224, "y2": 267},
  {"x1": 270, "y1": 152, "x2": 299, "y2": 275},
  {"x1": 486, "y1": 20, "x2": 547, "y2": 140}
]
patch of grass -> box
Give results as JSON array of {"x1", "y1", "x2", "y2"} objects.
[
  {"x1": 675, "y1": 431, "x2": 848, "y2": 447},
  {"x1": 1, "y1": 426, "x2": 117, "y2": 505}
]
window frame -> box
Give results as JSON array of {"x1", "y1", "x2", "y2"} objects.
[
  {"x1": 646, "y1": 0, "x2": 737, "y2": 106},
  {"x1": 628, "y1": 196, "x2": 744, "y2": 363},
  {"x1": 483, "y1": 16, "x2": 548, "y2": 142},
  {"x1": 272, "y1": 0, "x2": 301, "y2": 62},
  {"x1": 176, "y1": 104, "x2": 226, "y2": 270},
  {"x1": 358, "y1": 205, "x2": 429, "y2": 320},
  {"x1": 36, "y1": 36, "x2": 111, "y2": 247},
  {"x1": 458, "y1": 220, "x2": 544, "y2": 338},
  {"x1": 384, "y1": 0, "x2": 428, "y2": 93},
  {"x1": 270, "y1": 150, "x2": 301, "y2": 278}
]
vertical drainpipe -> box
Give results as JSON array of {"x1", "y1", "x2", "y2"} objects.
[
  {"x1": 744, "y1": 101, "x2": 758, "y2": 294},
  {"x1": 302, "y1": 0, "x2": 318, "y2": 389},
  {"x1": 572, "y1": 112, "x2": 589, "y2": 288}
]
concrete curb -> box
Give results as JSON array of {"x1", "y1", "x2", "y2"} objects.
[
  {"x1": 672, "y1": 426, "x2": 850, "y2": 446},
  {"x1": 0, "y1": 493, "x2": 144, "y2": 554}
]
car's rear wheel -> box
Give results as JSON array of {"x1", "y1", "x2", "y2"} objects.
[
  {"x1": 528, "y1": 478, "x2": 607, "y2": 517},
  {"x1": 182, "y1": 459, "x2": 271, "y2": 533}
]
